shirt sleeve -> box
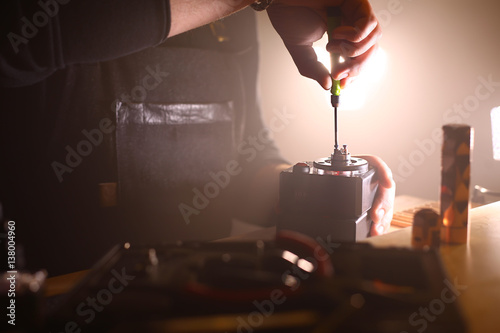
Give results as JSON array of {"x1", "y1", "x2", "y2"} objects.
[{"x1": 0, "y1": 0, "x2": 171, "y2": 87}]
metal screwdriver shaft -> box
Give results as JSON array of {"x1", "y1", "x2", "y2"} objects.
[{"x1": 334, "y1": 106, "x2": 338, "y2": 149}]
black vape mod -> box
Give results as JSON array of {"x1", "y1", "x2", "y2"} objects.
[{"x1": 278, "y1": 146, "x2": 378, "y2": 242}]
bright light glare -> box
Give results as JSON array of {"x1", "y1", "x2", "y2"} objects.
[
  {"x1": 314, "y1": 45, "x2": 332, "y2": 70},
  {"x1": 281, "y1": 250, "x2": 299, "y2": 264},
  {"x1": 313, "y1": 35, "x2": 388, "y2": 110},
  {"x1": 297, "y1": 258, "x2": 315, "y2": 273}
]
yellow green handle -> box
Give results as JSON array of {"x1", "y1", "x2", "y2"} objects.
[{"x1": 327, "y1": 7, "x2": 342, "y2": 99}]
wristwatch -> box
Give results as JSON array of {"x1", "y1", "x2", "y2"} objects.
[{"x1": 250, "y1": 0, "x2": 274, "y2": 11}]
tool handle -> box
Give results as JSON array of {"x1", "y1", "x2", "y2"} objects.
[{"x1": 327, "y1": 7, "x2": 342, "y2": 101}]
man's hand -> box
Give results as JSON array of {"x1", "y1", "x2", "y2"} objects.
[
  {"x1": 267, "y1": 0, "x2": 381, "y2": 89},
  {"x1": 358, "y1": 155, "x2": 396, "y2": 236}
]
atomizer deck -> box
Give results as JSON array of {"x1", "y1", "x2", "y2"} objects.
[{"x1": 314, "y1": 145, "x2": 368, "y2": 173}]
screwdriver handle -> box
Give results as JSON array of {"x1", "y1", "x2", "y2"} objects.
[{"x1": 327, "y1": 7, "x2": 342, "y2": 107}]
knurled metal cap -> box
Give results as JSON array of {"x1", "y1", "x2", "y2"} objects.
[
  {"x1": 331, "y1": 95, "x2": 340, "y2": 108},
  {"x1": 292, "y1": 162, "x2": 310, "y2": 174}
]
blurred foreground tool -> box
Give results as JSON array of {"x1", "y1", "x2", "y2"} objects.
[{"x1": 440, "y1": 124, "x2": 473, "y2": 245}]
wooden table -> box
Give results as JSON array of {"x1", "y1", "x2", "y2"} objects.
[{"x1": 364, "y1": 201, "x2": 500, "y2": 333}]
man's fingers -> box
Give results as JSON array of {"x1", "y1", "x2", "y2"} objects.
[
  {"x1": 267, "y1": 0, "x2": 381, "y2": 89},
  {"x1": 327, "y1": 0, "x2": 381, "y2": 88},
  {"x1": 369, "y1": 184, "x2": 395, "y2": 235},
  {"x1": 330, "y1": 43, "x2": 378, "y2": 85},
  {"x1": 327, "y1": 23, "x2": 381, "y2": 58},
  {"x1": 338, "y1": 0, "x2": 379, "y2": 42},
  {"x1": 330, "y1": 17, "x2": 379, "y2": 43},
  {"x1": 285, "y1": 44, "x2": 332, "y2": 89},
  {"x1": 356, "y1": 155, "x2": 396, "y2": 235}
]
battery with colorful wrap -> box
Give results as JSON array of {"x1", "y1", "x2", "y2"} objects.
[
  {"x1": 440, "y1": 124, "x2": 473, "y2": 244},
  {"x1": 411, "y1": 208, "x2": 441, "y2": 249}
]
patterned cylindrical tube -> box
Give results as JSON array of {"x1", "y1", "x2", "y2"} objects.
[{"x1": 440, "y1": 124, "x2": 473, "y2": 244}]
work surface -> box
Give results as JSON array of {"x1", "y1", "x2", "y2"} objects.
[
  {"x1": 46, "y1": 200, "x2": 500, "y2": 332},
  {"x1": 366, "y1": 201, "x2": 500, "y2": 333}
]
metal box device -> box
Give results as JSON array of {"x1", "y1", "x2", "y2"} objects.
[{"x1": 278, "y1": 148, "x2": 378, "y2": 242}]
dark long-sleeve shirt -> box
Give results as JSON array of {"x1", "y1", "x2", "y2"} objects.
[
  {"x1": 1, "y1": 0, "x2": 170, "y2": 87},
  {"x1": 0, "y1": 2, "x2": 286, "y2": 275}
]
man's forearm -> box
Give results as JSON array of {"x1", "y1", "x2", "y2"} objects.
[{"x1": 168, "y1": 0, "x2": 255, "y2": 37}]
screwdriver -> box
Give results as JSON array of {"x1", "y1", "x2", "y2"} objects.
[{"x1": 327, "y1": 7, "x2": 342, "y2": 150}]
